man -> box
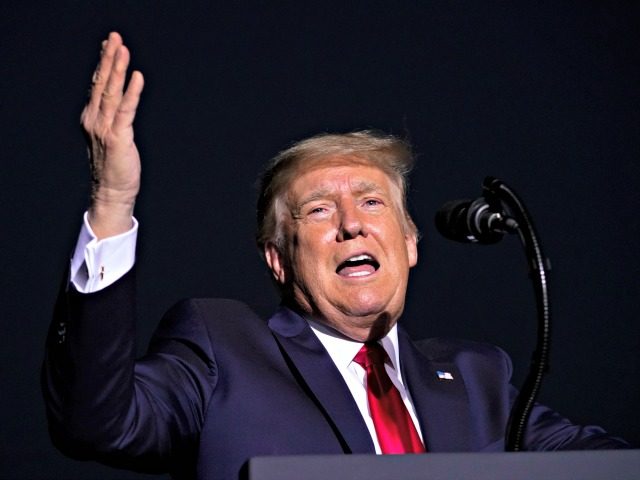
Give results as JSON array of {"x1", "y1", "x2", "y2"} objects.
[{"x1": 42, "y1": 32, "x2": 627, "y2": 480}]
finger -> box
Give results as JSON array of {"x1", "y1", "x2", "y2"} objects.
[
  {"x1": 112, "y1": 70, "x2": 145, "y2": 132},
  {"x1": 84, "y1": 32, "x2": 123, "y2": 122},
  {"x1": 97, "y1": 44, "x2": 131, "y2": 125}
]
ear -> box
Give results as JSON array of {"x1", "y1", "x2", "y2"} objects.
[
  {"x1": 264, "y1": 241, "x2": 287, "y2": 284},
  {"x1": 405, "y1": 232, "x2": 418, "y2": 268}
]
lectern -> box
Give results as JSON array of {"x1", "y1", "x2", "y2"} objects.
[{"x1": 249, "y1": 450, "x2": 639, "y2": 480}]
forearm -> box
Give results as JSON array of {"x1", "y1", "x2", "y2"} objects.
[
  {"x1": 43, "y1": 267, "x2": 218, "y2": 473},
  {"x1": 43, "y1": 268, "x2": 185, "y2": 473},
  {"x1": 43, "y1": 269, "x2": 138, "y2": 455},
  {"x1": 515, "y1": 386, "x2": 630, "y2": 451}
]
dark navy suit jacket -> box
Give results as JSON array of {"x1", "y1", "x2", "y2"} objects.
[{"x1": 42, "y1": 270, "x2": 626, "y2": 480}]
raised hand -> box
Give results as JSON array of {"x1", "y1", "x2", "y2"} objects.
[{"x1": 82, "y1": 32, "x2": 144, "y2": 239}]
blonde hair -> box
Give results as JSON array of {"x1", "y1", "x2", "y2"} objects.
[{"x1": 256, "y1": 130, "x2": 417, "y2": 256}]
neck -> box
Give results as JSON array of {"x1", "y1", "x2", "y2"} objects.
[{"x1": 283, "y1": 298, "x2": 395, "y2": 342}]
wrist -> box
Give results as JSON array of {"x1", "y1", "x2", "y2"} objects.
[{"x1": 89, "y1": 187, "x2": 137, "y2": 239}]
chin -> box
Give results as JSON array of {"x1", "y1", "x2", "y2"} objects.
[
  {"x1": 342, "y1": 290, "x2": 392, "y2": 314},
  {"x1": 339, "y1": 300, "x2": 391, "y2": 319}
]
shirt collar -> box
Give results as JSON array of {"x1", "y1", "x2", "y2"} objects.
[{"x1": 307, "y1": 318, "x2": 401, "y2": 372}]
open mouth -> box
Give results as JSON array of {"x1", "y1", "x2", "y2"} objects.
[{"x1": 336, "y1": 254, "x2": 380, "y2": 277}]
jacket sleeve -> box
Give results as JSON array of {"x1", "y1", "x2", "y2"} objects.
[
  {"x1": 41, "y1": 269, "x2": 218, "y2": 475},
  {"x1": 516, "y1": 384, "x2": 629, "y2": 450},
  {"x1": 454, "y1": 339, "x2": 629, "y2": 450}
]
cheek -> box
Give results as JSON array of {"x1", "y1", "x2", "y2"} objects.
[
  {"x1": 295, "y1": 224, "x2": 336, "y2": 254},
  {"x1": 291, "y1": 231, "x2": 330, "y2": 275}
]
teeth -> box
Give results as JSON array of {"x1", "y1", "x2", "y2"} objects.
[
  {"x1": 347, "y1": 254, "x2": 372, "y2": 262},
  {"x1": 347, "y1": 270, "x2": 372, "y2": 277}
]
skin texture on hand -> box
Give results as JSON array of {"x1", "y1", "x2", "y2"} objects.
[{"x1": 82, "y1": 32, "x2": 144, "y2": 239}]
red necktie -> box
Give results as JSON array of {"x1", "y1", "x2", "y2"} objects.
[{"x1": 353, "y1": 342, "x2": 426, "y2": 454}]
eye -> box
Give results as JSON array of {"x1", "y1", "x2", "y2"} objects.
[
  {"x1": 363, "y1": 198, "x2": 384, "y2": 208},
  {"x1": 304, "y1": 203, "x2": 334, "y2": 218},
  {"x1": 309, "y1": 206, "x2": 327, "y2": 215}
]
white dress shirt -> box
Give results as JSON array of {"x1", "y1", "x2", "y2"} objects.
[
  {"x1": 70, "y1": 212, "x2": 138, "y2": 293},
  {"x1": 308, "y1": 319, "x2": 424, "y2": 453}
]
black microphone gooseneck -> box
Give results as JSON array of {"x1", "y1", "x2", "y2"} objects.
[{"x1": 435, "y1": 177, "x2": 552, "y2": 452}]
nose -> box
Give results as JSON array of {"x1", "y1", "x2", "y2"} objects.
[{"x1": 336, "y1": 202, "x2": 366, "y2": 241}]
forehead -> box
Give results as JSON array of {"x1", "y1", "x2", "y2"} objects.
[{"x1": 286, "y1": 155, "x2": 396, "y2": 196}]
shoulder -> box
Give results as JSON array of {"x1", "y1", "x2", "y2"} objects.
[
  {"x1": 412, "y1": 337, "x2": 509, "y2": 362},
  {"x1": 164, "y1": 297, "x2": 261, "y2": 322},
  {"x1": 412, "y1": 337, "x2": 513, "y2": 380},
  {"x1": 150, "y1": 298, "x2": 268, "y2": 351},
  {"x1": 158, "y1": 297, "x2": 265, "y2": 334}
]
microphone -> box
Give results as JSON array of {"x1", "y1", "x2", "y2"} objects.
[
  {"x1": 435, "y1": 177, "x2": 551, "y2": 452},
  {"x1": 435, "y1": 196, "x2": 519, "y2": 244}
]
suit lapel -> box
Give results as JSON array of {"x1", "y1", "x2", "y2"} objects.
[
  {"x1": 398, "y1": 328, "x2": 471, "y2": 452},
  {"x1": 268, "y1": 307, "x2": 374, "y2": 454}
]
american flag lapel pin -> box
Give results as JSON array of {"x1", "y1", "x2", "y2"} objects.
[{"x1": 437, "y1": 370, "x2": 454, "y2": 380}]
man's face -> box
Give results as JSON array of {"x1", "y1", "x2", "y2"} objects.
[{"x1": 264, "y1": 156, "x2": 418, "y2": 341}]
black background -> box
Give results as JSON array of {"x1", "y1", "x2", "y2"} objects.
[{"x1": 1, "y1": 2, "x2": 638, "y2": 478}]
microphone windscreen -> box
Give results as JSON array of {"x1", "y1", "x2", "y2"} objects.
[{"x1": 435, "y1": 199, "x2": 474, "y2": 243}]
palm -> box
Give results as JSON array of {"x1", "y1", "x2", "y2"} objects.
[{"x1": 82, "y1": 32, "x2": 144, "y2": 238}]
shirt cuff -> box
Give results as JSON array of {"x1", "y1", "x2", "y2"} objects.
[{"x1": 70, "y1": 212, "x2": 138, "y2": 293}]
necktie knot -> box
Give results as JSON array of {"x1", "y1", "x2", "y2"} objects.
[{"x1": 354, "y1": 342, "x2": 388, "y2": 369}]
